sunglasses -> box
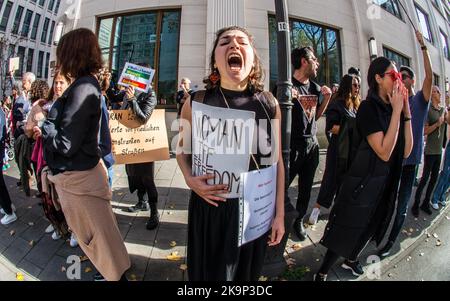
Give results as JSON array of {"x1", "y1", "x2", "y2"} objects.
[{"x1": 383, "y1": 70, "x2": 402, "y2": 82}]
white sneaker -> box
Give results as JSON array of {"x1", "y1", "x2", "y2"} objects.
[
  {"x1": 70, "y1": 233, "x2": 78, "y2": 248},
  {"x1": 431, "y1": 203, "x2": 439, "y2": 210},
  {"x1": 1, "y1": 212, "x2": 17, "y2": 225},
  {"x1": 308, "y1": 207, "x2": 321, "y2": 225},
  {"x1": 0, "y1": 204, "x2": 16, "y2": 215},
  {"x1": 45, "y1": 224, "x2": 54, "y2": 233},
  {"x1": 51, "y1": 231, "x2": 61, "y2": 240}
]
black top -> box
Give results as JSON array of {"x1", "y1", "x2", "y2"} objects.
[
  {"x1": 325, "y1": 99, "x2": 357, "y2": 133},
  {"x1": 290, "y1": 77, "x2": 322, "y2": 146},
  {"x1": 43, "y1": 75, "x2": 102, "y2": 175},
  {"x1": 192, "y1": 87, "x2": 277, "y2": 171}
]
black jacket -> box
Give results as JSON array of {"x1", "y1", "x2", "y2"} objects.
[
  {"x1": 320, "y1": 92, "x2": 404, "y2": 260},
  {"x1": 42, "y1": 75, "x2": 102, "y2": 174}
]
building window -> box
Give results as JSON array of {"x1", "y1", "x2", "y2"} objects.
[
  {"x1": 378, "y1": 0, "x2": 403, "y2": 20},
  {"x1": 27, "y1": 49, "x2": 34, "y2": 72},
  {"x1": 415, "y1": 5, "x2": 433, "y2": 43},
  {"x1": 268, "y1": 15, "x2": 342, "y2": 91},
  {"x1": 37, "y1": 51, "x2": 44, "y2": 78},
  {"x1": 21, "y1": 10, "x2": 33, "y2": 38},
  {"x1": 383, "y1": 47, "x2": 410, "y2": 68},
  {"x1": 30, "y1": 13, "x2": 40, "y2": 40},
  {"x1": 45, "y1": 52, "x2": 50, "y2": 79},
  {"x1": 54, "y1": 0, "x2": 61, "y2": 14},
  {"x1": 440, "y1": 30, "x2": 450, "y2": 60},
  {"x1": 97, "y1": 9, "x2": 181, "y2": 107},
  {"x1": 433, "y1": 73, "x2": 440, "y2": 87},
  {"x1": 41, "y1": 17, "x2": 50, "y2": 43},
  {"x1": 48, "y1": 0, "x2": 55, "y2": 12},
  {"x1": 48, "y1": 20, "x2": 55, "y2": 45},
  {"x1": 11, "y1": 6, "x2": 24, "y2": 34},
  {"x1": 38, "y1": 0, "x2": 45, "y2": 7},
  {"x1": 16, "y1": 46, "x2": 26, "y2": 76},
  {"x1": 0, "y1": 1, "x2": 12, "y2": 31}
]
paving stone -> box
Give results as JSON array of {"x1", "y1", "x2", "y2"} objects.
[
  {"x1": 24, "y1": 236, "x2": 65, "y2": 269},
  {"x1": 144, "y1": 259, "x2": 185, "y2": 281},
  {"x1": 19, "y1": 217, "x2": 48, "y2": 242},
  {"x1": 0, "y1": 220, "x2": 30, "y2": 249},
  {"x1": 2, "y1": 237, "x2": 33, "y2": 266},
  {"x1": 17, "y1": 259, "x2": 42, "y2": 278}
]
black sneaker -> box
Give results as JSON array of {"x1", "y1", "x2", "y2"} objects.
[
  {"x1": 378, "y1": 241, "x2": 394, "y2": 258},
  {"x1": 126, "y1": 201, "x2": 150, "y2": 213},
  {"x1": 341, "y1": 260, "x2": 364, "y2": 276},
  {"x1": 146, "y1": 213, "x2": 159, "y2": 230},
  {"x1": 313, "y1": 273, "x2": 327, "y2": 281},
  {"x1": 93, "y1": 272, "x2": 106, "y2": 281},
  {"x1": 420, "y1": 204, "x2": 432, "y2": 215},
  {"x1": 411, "y1": 205, "x2": 419, "y2": 218},
  {"x1": 293, "y1": 217, "x2": 307, "y2": 241}
]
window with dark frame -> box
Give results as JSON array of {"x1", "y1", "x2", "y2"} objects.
[
  {"x1": 440, "y1": 29, "x2": 450, "y2": 60},
  {"x1": 383, "y1": 47, "x2": 410, "y2": 68},
  {"x1": 415, "y1": 5, "x2": 434, "y2": 43},
  {"x1": 30, "y1": 13, "x2": 40, "y2": 40},
  {"x1": 37, "y1": 51, "x2": 44, "y2": 78},
  {"x1": 97, "y1": 9, "x2": 181, "y2": 107},
  {"x1": 21, "y1": 10, "x2": 33, "y2": 38},
  {"x1": 16, "y1": 46, "x2": 26, "y2": 77},
  {"x1": 268, "y1": 15, "x2": 342, "y2": 91},
  {"x1": 27, "y1": 49, "x2": 34, "y2": 72},
  {"x1": 378, "y1": 0, "x2": 403, "y2": 20},
  {"x1": 41, "y1": 17, "x2": 50, "y2": 43},
  {"x1": 48, "y1": 20, "x2": 55, "y2": 45},
  {"x1": 0, "y1": 1, "x2": 13, "y2": 31},
  {"x1": 433, "y1": 73, "x2": 440, "y2": 87},
  {"x1": 11, "y1": 5, "x2": 24, "y2": 34}
]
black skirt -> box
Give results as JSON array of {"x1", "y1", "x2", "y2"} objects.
[
  {"x1": 125, "y1": 162, "x2": 156, "y2": 194},
  {"x1": 187, "y1": 192, "x2": 269, "y2": 281}
]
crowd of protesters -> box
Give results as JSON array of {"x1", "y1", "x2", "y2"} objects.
[{"x1": 0, "y1": 25, "x2": 448, "y2": 282}]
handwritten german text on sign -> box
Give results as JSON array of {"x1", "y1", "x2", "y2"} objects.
[
  {"x1": 109, "y1": 109, "x2": 169, "y2": 164},
  {"x1": 118, "y1": 63, "x2": 155, "y2": 93},
  {"x1": 192, "y1": 102, "x2": 255, "y2": 199}
]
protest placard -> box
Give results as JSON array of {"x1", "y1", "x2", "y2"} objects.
[
  {"x1": 109, "y1": 109, "x2": 169, "y2": 164},
  {"x1": 9, "y1": 57, "x2": 19, "y2": 72},
  {"x1": 118, "y1": 63, "x2": 155, "y2": 93},
  {"x1": 238, "y1": 164, "x2": 277, "y2": 247},
  {"x1": 191, "y1": 102, "x2": 255, "y2": 199}
]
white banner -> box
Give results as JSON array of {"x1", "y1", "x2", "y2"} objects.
[
  {"x1": 238, "y1": 164, "x2": 277, "y2": 247},
  {"x1": 191, "y1": 102, "x2": 255, "y2": 199}
]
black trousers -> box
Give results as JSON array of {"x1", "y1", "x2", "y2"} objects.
[
  {"x1": 414, "y1": 154, "x2": 442, "y2": 207},
  {"x1": 0, "y1": 146, "x2": 13, "y2": 215},
  {"x1": 289, "y1": 139, "x2": 320, "y2": 220}
]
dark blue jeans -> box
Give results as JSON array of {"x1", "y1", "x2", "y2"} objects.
[
  {"x1": 388, "y1": 164, "x2": 416, "y2": 243},
  {"x1": 414, "y1": 154, "x2": 442, "y2": 207}
]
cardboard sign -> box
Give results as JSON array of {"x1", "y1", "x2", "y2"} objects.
[
  {"x1": 238, "y1": 164, "x2": 277, "y2": 247},
  {"x1": 118, "y1": 63, "x2": 155, "y2": 93},
  {"x1": 192, "y1": 102, "x2": 255, "y2": 199},
  {"x1": 109, "y1": 109, "x2": 170, "y2": 164},
  {"x1": 9, "y1": 57, "x2": 19, "y2": 72}
]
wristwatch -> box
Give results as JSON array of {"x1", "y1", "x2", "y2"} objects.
[
  {"x1": 421, "y1": 45, "x2": 428, "y2": 51},
  {"x1": 404, "y1": 117, "x2": 412, "y2": 122}
]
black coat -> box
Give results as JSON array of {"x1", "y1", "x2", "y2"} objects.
[
  {"x1": 123, "y1": 89, "x2": 157, "y2": 177},
  {"x1": 320, "y1": 92, "x2": 405, "y2": 261}
]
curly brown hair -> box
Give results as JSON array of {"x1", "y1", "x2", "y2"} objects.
[
  {"x1": 203, "y1": 26, "x2": 265, "y2": 93},
  {"x1": 29, "y1": 80, "x2": 50, "y2": 102},
  {"x1": 56, "y1": 28, "x2": 103, "y2": 79}
]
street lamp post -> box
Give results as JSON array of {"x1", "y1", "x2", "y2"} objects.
[{"x1": 262, "y1": 0, "x2": 297, "y2": 278}]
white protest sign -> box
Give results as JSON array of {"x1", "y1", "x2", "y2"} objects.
[
  {"x1": 238, "y1": 164, "x2": 277, "y2": 247},
  {"x1": 192, "y1": 102, "x2": 255, "y2": 199},
  {"x1": 9, "y1": 57, "x2": 19, "y2": 72},
  {"x1": 118, "y1": 62, "x2": 155, "y2": 93}
]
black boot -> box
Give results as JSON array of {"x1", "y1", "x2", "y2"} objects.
[
  {"x1": 420, "y1": 202, "x2": 432, "y2": 215},
  {"x1": 146, "y1": 202, "x2": 159, "y2": 230},
  {"x1": 378, "y1": 240, "x2": 394, "y2": 258},
  {"x1": 127, "y1": 191, "x2": 150, "y2": 212},
  {"x1": 293, "y1": 217, "x2": 307, "y2": 241}
]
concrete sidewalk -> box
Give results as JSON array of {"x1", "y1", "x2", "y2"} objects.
[{"x1": 0, "y1": 152, "x2": 448, "y2": 281}]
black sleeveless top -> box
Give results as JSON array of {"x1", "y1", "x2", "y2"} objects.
[{"x1": 191, "y1": 86, "x2": 277, "y2": 171}]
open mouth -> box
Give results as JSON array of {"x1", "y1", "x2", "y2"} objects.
[{"x1": 228, "y1": 53, "x2": 243, "y2": 72}]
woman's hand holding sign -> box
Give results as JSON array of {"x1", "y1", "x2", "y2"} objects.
[{"x1": 186, "y1": 174, "x2": 229, "y2": 207}]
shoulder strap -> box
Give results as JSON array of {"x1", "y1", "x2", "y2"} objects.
[
  {"x1": 192, "y1": 90, "x2": 206, "y2": 104},
  {"x1": 258, "y1": 91, "x2": 277, "y2": 119}
]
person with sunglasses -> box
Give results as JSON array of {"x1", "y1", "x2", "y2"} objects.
[
  {"x1": 315, "y1": 57, "x2": 413, "y2": 281},
  {"x1": 378, "y1": 31, "x2": 433, "y2": 258}
]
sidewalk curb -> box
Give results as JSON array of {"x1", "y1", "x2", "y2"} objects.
[{"x1": 0, "y1": 253, "x2": 38, "y2": 281}]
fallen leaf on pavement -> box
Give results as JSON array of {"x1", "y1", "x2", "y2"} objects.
[
  {"x1": 9, "y1": 230, "x2": 15, "y2": 236},
  {"x1": 432, "y1": 233, "x2": 439, "y2": 239},
  {"x1": 179, "y1": 264, "x2": 188, "y2": 271},
  {"x1": 291, "y1": 243, "x2": 302, "y2": 251},
  {"x1": 419, "y1": 252, "x2": 424, "y2": 257},
  {"x1": 423, "y1": 218, "x2": 427, "y2": 221},
  {"x1": 16, "y1": 272, "x2": 24, "y2": 281},
  {"x1": 426, "y1": 233, "x2": 431, "y2": 238},
  {"x1": 167, "y1": 211, "x2": 173, "y2": 215},
  {"x1": 170, "y1": 241, "x2": 177, "y2": 247},
  {"x1": 425, "y1": 239, "x2": 429, "y2": 243},
  {"x1": 388, "y1": 273, "x2": 393, "y2": 278},
  {"x1": 27, "y1": 206, "x2": 32, "y2": 209},
  {"x1": 169, "y1": 205, "x2": 175, "y2": 209},
  {"x1": 85, "y1": 267, "x2": 92, "y2": 273},
  {"x1": 167, "y1": 252, "x2": 182, "y2": 261},
  {"x1": 61, "y1": 266, "x2": 66, "y2": 272},
  {"x1": 446, "y1": 216, "x2": 449, "y2": 220},
  {"x1": 436, "y1": 240, "x2": 442, "y2": 247},
  {"x1": 402, "y1": 229, "x2": 409, "y2": 235},
  {"x1": 259, "y1": 276, "x2": 268, "y2": 281},
  {"x1": 129, "y1": 274, "x2": 137, "y2": 281},
  {"x1": 79, "y1": 255, "x2": 89, "y2": 262},
  {"x1": 406, "y1": 256, "x2": 412, "y2": 262},
  {"x1": 409, "y1": 228, "x2": 414, "y2": 233},
  {"x1": 393, "y1": 265, "x2": 398, "y2": 269},
  {"x1": 28, "y1": 222, "x2": 34, "y2": 226},
  {"x1": 285, "y1": 258, "x2": 296, "y2": 266},
  {"x1": 117, "y1": 192, "x2": 123, "y2": 196},
  {"x1": 29, "y1": 240, "x2": 35, "y2": 247}
]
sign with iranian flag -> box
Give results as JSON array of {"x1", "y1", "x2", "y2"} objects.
[{"x1": 118, "y1": 62, "x2": 155, "y2": 93}]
